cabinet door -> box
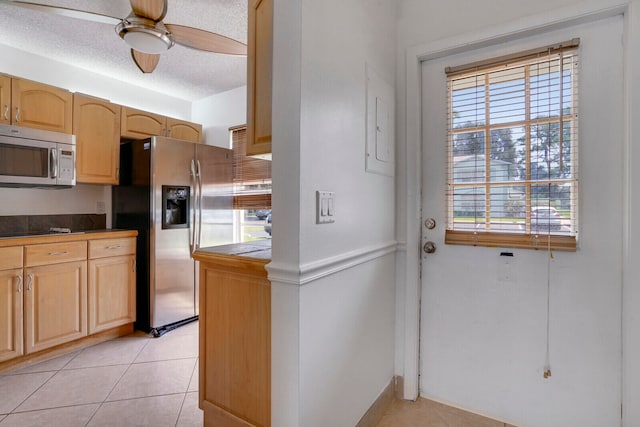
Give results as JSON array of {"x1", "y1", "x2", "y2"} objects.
[
  {"x1": 0, "y1": 74, "x2": 10, "y2": 125},
  {"x1": 0, "y1": 269, "x2": 23, "y2": 363},
  {"x1": 200, "y1": 265, "x2": 270, "y2": 427},
  {"x1": 246, "y1": 0, "x2": 273, "y2": 156},
  {"x1": 88, "y1": 255, "x2": 136, "y2": 334},
  {"x1": 121, "y1": 106, "x2": 166, "y2": 138},
  {"x1": 74, "y1": 94, "x2": 122, "y2": 184},
  {"x1": 24, "y1": 261, "x2": 87, "y2": 354},
  {"x1": 166, "y1": 117, "x2": 202, "y2": 143},
  {"x1": 11, "y1": 78, "x2": 73, "y2": 133}
]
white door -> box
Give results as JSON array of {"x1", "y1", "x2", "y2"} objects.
[{"x1": 419, "y1": 16, "x2": 624, "y2": 427}]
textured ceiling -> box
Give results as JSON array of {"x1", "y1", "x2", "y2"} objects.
[{"x1": 0, "y1": 0, "x2": 248, "y2": 101}]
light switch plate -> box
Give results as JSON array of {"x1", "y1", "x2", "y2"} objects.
[{"x1": 316, "y1": 191, "x2": 335, "y2": 224}]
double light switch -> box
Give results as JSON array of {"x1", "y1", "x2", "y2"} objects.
[{"x1": 316, "y1": 191, "x2": 335, "y2": 224}]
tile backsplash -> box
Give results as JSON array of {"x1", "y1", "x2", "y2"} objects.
[{"x1": 0, "y1": 214, "x2": 106, "y2": 237}]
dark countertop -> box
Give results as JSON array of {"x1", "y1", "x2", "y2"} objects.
[
  {"x1": 195, "y1": 239, "x2": 271, "y2": 261},
  {"x1": 0, "y1": 229, "x2": 138, "y2": 247}
]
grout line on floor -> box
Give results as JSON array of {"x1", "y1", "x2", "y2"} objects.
[
  {"x1": 131, "y1": 356, "x2": 199, "y2": 366},
  {"x1": 174, "y1": 392, "x2": 189, "y2": 427},
  {"x1": 98, "y1": 392, "x2": 189, "y2": 405},
  {"x1": 8, "y1": 370, "x2": 57, "y2": 415}
]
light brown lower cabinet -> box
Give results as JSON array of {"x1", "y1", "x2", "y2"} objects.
[
  {"x1": 88, "y1": 253, "x2": 136, "y2": 334},
  {"x1": 197, "y1": 255, "x2": 270, "y2": 427},
  {"x1": 0, "y1": 231, "x2": 137, "y2": 369},
  {"x1": 0, "y1": 267, "x2": 23, "y2": 363},
  {"x1": 24, "y1": 261, "x2": 87, "y2": 354}
]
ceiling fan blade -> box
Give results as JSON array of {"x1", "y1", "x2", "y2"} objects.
[
  {"x1": 131, "y1": 49, "x2": 160, "y2": 73},
  {"x1": 165, "y1": 24, "x2": 247, "y2": 56},
  {"x1": 129, "y1": 0, "x2": 167, "y2": 21},
  {"x1": 0, "y1": 0, "x2": 121, "y2": 25}
]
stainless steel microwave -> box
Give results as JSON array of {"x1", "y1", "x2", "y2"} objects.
[{"x1": 0, "y1": 125, "x2": 76, "y2": 188}]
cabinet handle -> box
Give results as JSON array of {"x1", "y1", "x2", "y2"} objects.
[
  {"x1": 16, "y1": 275, "x2": 23, "y2": 293},
  {"x1": 48, "y1": 251, "x2": 68, "y2": 256},
  {"x1": 26, "y1": 273, "x2": 33, "y2": 291},
  {"x1": 15, "y1": 106, "x2": 20, "y2": 122},
  {"x1": 3, "y1": 104, "x2": 8, "y2": 121},
  {"x1": 106, "y1": 245, "x2": 122, "y2": 250}
]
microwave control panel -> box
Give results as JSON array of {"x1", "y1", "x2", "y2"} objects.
[{"x1": 58, "y1": 149, "x2": 75, "y2": 181}]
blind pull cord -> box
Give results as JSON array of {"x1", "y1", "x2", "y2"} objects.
[{"x1": 544, "y1": 232, "x2": 553, "y2": 379}]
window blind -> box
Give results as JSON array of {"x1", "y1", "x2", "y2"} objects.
[
  {"x1": 231, "y1": 126, "x2": 272, "y2": 210},
  {"x1": 445, "y1": 41, "x2": 579, "y2": 250}
]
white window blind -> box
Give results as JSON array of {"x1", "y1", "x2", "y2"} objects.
[{"x1": 445, "y1": 40, "x2": 579, "y2": 250}]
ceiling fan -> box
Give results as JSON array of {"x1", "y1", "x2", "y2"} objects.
[{"x1": 0, "y1": 0, "x2": 247, "y2": 73}]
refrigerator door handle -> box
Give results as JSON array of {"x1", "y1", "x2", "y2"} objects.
[
  {"x1": 196, "y1": 159, "x2": 203, "y2": 250},
  {"x1": 189, "y1": 158, "x2": 197, "y2": 254}
]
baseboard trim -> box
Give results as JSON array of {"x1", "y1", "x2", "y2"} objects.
[
  {"x1": 355, "y1": 377, "x2": 396, "y2": 427},
  {"x1": 394, "y1": 375, "x2": 405, "y2": 399},
  {"x1": 266, "y1": 240, "x2": 398, "y2": 286}
]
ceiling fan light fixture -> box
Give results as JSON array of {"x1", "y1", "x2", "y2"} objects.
[{"x1": 116, "y1": 19, "x2": 174, "y2": 54}]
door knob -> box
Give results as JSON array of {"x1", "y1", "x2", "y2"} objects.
[{"x1": 423, "y1": 241, "x2": 436, "y2": 254}]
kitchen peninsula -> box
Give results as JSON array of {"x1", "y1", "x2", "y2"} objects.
[{"x1": 193, "y1": 239, "x2": 271, "y2": 427}]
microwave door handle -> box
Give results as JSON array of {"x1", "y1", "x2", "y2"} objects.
[{"x1": 50, "y1": 148, "x2": 58, "y2": 178}]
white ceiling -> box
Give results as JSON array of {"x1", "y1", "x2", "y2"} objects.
[{"x1": 0, "y1": 0, "x2": 248, "y2": 101}]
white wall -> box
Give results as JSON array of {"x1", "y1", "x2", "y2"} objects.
[
  {"x1": 0, "y1": 185, "x2": 108, "y2": 216},
  {"x1": 622, "y1": 3, "x2": 640, "y2": 426},
  {"x1": 192, "y1": 86, "x2": 247, "y2": 148},
  {"x1": 396, "y1": 1, "x2": 640, "y2": 427},
  {"x1": 269, "y1": 0, "x2": 397, "y2": 425}
]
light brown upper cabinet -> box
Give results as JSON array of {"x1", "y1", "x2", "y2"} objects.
[
  {"x1": 121, "y1": 106, "x2": 166, "y2": 139},
  {"x1": 246, "y1": 0, "x2": 273, "y2": 156},
  {"x1": 4, "y1": 76, "x2": 73, "y2": 134},
  {"x1": 0, "y1": 75, "x2": 10, "y2": 126},
  {"x1": 73, "y1": 94, "x2": 122, "y2": 185},
  {"x1": 166, "y1": 117, "x2": 202, "y2": 143},
  {"x1": 121, "y1": 106, "x2": 202, "y2": 143}
]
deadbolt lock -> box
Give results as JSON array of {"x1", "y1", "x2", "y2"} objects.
[{"x1": 424, "y1": 218, "x2": 436, "y2": 229}]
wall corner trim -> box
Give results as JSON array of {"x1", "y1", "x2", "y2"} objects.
[{"x1": 266, "y1": 240, "x2": 398, "y2": 286}]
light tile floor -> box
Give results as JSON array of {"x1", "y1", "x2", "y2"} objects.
[
  {"x1": 376, "y1": 397, "x2": 517, "y2": 427},
  {"x1": 0, "y1": 321, "x2": 201, "y2": 427}
]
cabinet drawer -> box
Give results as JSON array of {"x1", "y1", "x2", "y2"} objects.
[
  {"x1": 24, "y1": 241, "x2": 87, "y2": 267},
  {"x1": 89, "y1": 237, "x2": 136, "y2": 259},
  {"x1": 0, "y1": 247, "x2": 22, "y2": 270}
]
